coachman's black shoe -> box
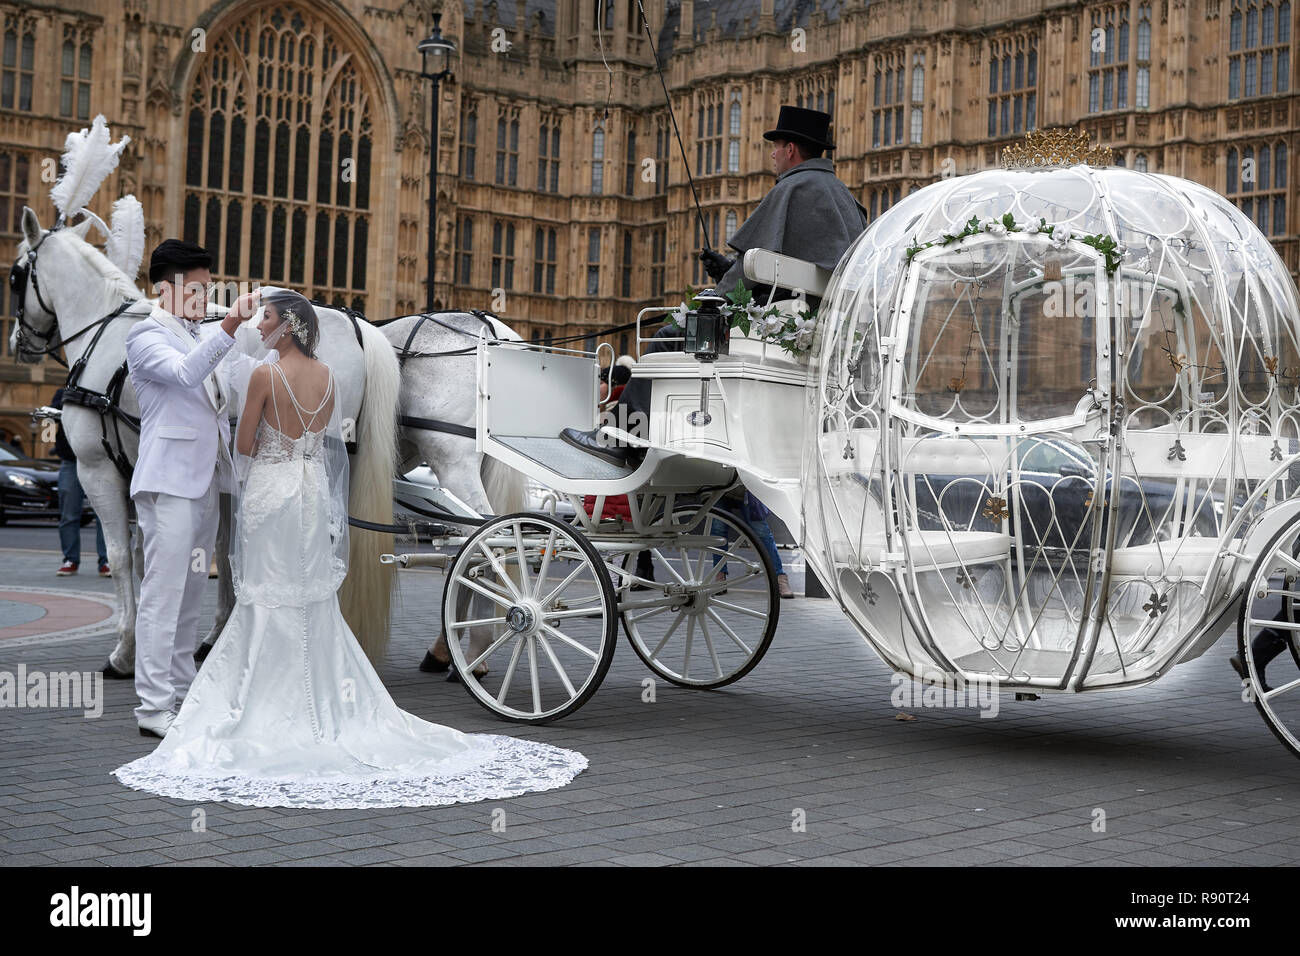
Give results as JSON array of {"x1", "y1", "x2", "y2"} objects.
[{"x1": 560, "y1": 427, "x2": 631, "y2": 467}]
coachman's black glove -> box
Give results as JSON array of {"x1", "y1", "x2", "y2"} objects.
[{"x1": 698, "y1": 249, "x2": 736, "y2": 282}]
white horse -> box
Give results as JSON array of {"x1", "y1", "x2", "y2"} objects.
[
  {"x1": 380, "y1": 314, "x2": 529, "y2": 670},
  {"x1": 8, "y1": 206, "x2": 401, "y2": 672}
]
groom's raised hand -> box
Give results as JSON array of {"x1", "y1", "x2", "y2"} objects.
[{"x1": 220, "y1": 290, "x2": 263, "y2": 337}]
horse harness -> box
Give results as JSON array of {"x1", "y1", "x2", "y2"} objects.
[
  {"x1": 61, "y1": 299, "x2": 147, "y2": 482},
  {"x1": 392, "y1": 310, "x2": 501, "y2": 441}
]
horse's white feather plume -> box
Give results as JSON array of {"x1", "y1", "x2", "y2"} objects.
[
  {"x1": 106, "y1": 195, "x2": 145, "y2": 279},
  {"x1": 50, "y1": 115, "x2": 130, "y2": 221}
]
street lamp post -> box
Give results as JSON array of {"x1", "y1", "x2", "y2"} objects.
[{"x1": 419, "y1": 14, "x2": 458, "y2": 313}]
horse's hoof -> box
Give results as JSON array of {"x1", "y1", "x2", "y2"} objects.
[
  {"x1": 420, "y1": 650, "x2": 450, "y2": 673},
  {"x1": 446, "y1": 666, "x2": 488, "y2": 683},
  {"x1": 102, "y1": 660, "x2": 132, "y2": 679}
]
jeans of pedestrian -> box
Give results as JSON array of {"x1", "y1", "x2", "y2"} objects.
[
  {"x1": 1253, "y1": 613, "x2": 1294, "y2": 684},
  {"x1": 711, "y1": 517, "x2": 784, "y2": 575},
  {"x1": 58, "y1": 460, "x2": 106, "y2": 566}
]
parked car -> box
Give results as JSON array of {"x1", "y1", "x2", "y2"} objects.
[
  {"x1": 853, "y1": 438, "x2": 1228, "y2": 557},
  {"x1": 0, "y1": 445, "x2": 94, "y2": 526},
  {"x1": 909, "y1": 438, "x2": 1225, "y2": 550}
]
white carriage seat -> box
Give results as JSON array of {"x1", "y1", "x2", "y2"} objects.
[
  {"x1": 1105, "y1": 538, "x2": 1223, "y2": 580},
  {"x1": 825, "y1": 433, "x2": 1015, "y2": 572},
  {"x1": 741, "y1": 248, "x2": 832, "y2": 300},
  {"x1": 1105, "y1": 425, "x2": 1262, "y2": 582},
  {"x1": 828, "y1": 529, "x2": 1012, "y2": 572}
]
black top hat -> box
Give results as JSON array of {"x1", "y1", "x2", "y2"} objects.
[{"x1": 763, "y1": 105, "x2": 835, "y2": 152}]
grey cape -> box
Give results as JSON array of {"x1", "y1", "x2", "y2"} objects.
[{"x1": 716, "y1": 157, "x2": 868, "y2": 295}]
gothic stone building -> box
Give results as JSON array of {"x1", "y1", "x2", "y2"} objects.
[{"x1": 0, "y1": 0, "x2": 1293, "y2": 454}]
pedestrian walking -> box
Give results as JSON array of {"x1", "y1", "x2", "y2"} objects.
[{"x1": 50, "y1": 388, "x2": 109, "y2": 577}]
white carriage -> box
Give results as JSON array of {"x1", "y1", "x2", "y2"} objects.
[
  {"x1": 805, "y1": 140, "x2": 1300, "y2": 759},
  {"x1": 387, "y1": 134, "x2": 1300, "y2": 757},
  {"x1": 383, "y1": 292, "x2": 802, "y2": 723}
]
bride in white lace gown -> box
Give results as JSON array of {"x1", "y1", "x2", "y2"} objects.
[{"x1": 114, "y1": 289, "x2": 587, "y2": 808}]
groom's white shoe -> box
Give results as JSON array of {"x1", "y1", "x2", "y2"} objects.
[{"x1": 137, "y1": 711, "x2": 176, "y2": 739}]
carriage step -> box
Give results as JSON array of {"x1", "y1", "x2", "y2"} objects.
[{"x1": 494, "y1": 435, "x2": 637, "y2": 481}]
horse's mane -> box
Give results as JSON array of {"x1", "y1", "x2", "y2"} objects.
[{"x1": 49, "y1": 227, "x2": 144, "y2": 302}]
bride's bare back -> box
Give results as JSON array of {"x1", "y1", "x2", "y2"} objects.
[
  {"x1": 234, "y1": 356, "x2": 335, "y2": 456},
  {"x1": 264, "y1": 358, "x2": 334, "y2": 438}
]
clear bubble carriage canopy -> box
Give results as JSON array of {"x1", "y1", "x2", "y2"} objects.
[{"x1": 805, "y1": 161, "x2": 1300, "y2": 691}]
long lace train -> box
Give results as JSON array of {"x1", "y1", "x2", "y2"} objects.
[{"x1": 113, "y1": 733, "x2": 587, "y2": 809}]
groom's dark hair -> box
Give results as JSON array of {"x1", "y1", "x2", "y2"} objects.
[{"x1": 262, "y1": 289, "x2": 320, "y2": 357}]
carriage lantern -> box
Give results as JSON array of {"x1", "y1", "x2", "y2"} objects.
[
  {"x1": 684, "y1": 288, "x2": 729, "y2": 361},
  {"x1": 684, "y1": 288, "x2": 729, "y2": 426}
]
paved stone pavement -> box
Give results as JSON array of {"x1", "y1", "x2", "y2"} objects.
[{"x1": 1, "y1": 524, "x2": 1299, "y2": 867}]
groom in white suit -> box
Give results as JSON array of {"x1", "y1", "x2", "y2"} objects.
[{"x1": 126, "y1": 239, "x2": 259, "y2": 738}]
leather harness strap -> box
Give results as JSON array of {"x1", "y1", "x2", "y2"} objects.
[
  {"x1": 397, "y1": 414, "x2": 476, "y2": 440},
  {"x1": 61, "y1": 299, "x2": 144, "y2": 482}
]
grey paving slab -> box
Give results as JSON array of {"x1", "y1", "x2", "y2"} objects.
[{"x1": 1, "y1": 535, "x2": 1299, "y2": 866}]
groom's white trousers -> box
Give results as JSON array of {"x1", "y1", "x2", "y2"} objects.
[{"x1": 133, "y1": 477, "x2": 220, "y2": 719}]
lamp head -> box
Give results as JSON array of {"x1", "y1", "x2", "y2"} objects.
[
  {"x1": 685, "y1": 288, "x2": 729, "y2": 362},
  {"x1": 419, "y1": 13, "x2": 458, "y2": 77}
]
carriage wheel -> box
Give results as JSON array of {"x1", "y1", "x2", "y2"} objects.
[
  {"x1": 1238, "y1": 517, "x2": 1300, "y2": 758},
  {"x1": 442, "y1": 512, "x2": 617, "y2": 723},
  {"x1": 619, "y1": 507, "x2": 778, "y2": 689}
]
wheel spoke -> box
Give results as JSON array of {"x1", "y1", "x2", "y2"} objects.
[
  {"x1": 1261, "y1": 674, "x2": 1300, "y2": 701},
  {"x1": 534, "y1": 632, "x2": 578, "y2": 699},
  {"x1": 539, "y1": 561, "x2": 589, "y2": 607},
  {"x1": 1273, "y1": 551, "x2": 1300, "y2": 576},
  {"x1": 651, "y1": 547, "x2": 687, "y2": 585},
  {"x1": 1250, "y1": 617, "x2": 1300, "y2": 632},
  {"x1": 706, "y1": 606, "x2": 754, "y2": 655},
  {"x1": 540, "y1": 622, "x2": 602, "y2": 661},
  {"x1": 467, "y1": 629, "x2": 522, "y2": 673},
  {"x1": 649, "y1": 609, "x2": 688, "y2": 658},
  {"x1": 626, "y1": 604, "x2": 673, "y2": 624},
  {"x1": 496, "y1": 637, "x2": 527, "y2": 704},
  {"x1": 477, "y1": 542, "x2": 522, "y2": 600},
  {"x1": 682, "y1": 615, "x2": 696, "y2": 679},
  {"x1": 454, "y1": 574, "x2": 515, "y2": 607},
  {"x1": 711, "y1": 597, "x2": 769, "y2": 620},
  {"x1": 711, "y1": 564, "x2": 761, "y2": 588},
  {"x1": 447, "y1": 615, "x2": 508, "y2": 630},
  {"x1": 512, "y1": 521, "x2": 533, "y2": 596},
  {"x1": 527, "y1": 635, "x2": 542, "y2": 715},
  {"x1": 533, "y1": 527, "x2": 558, "y2": 598},
  {"x1": 698, "y1": 614, "x2": 723, "y2": 679}
]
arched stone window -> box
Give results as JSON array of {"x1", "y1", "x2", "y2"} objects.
[{"x1": 182, "y1": 4, "x2": 374, "y2": 312}]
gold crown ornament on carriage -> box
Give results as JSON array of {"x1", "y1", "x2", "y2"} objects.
[{"x1": 803, "y1": 127, "x2": 1300, "y2": 757}]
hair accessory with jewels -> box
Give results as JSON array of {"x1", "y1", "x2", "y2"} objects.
[{"x1": 283, "y1": 308, "x2": 307, "y2": 341}]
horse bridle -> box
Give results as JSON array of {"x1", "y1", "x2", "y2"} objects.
[
  {"x1": 8, "y1": 228, "x2": 66, "y2": 362},
  {"x1": 9, "y1": 223, "x2": 140, "y2": 366}
]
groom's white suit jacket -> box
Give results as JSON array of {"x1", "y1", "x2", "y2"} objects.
[{"x1": 125, "y1": 305, "x2": 238, "y2": 500}]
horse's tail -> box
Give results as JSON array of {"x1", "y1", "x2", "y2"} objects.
[
  {"x1": 481, "y1": 455, "x2": 530, "y2": 515},
  {"x1": 338, "y1": 319, "x2": 400, "y2": 666}
]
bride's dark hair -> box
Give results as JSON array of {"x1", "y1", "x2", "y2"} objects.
[{"x1": 262, "y1": 288, "x2": 320, "y2": 357}]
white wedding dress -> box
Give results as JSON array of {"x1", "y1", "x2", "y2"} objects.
[{"x1": 114, "y1": 365, "x2": 587, "y2": 809}]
